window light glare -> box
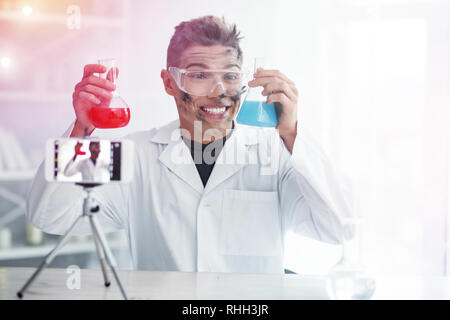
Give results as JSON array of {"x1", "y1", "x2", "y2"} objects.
[
  {"x1": 0, "y1": 56, "x2": 11, "y2": 68},
  {"x1": 22, "y1": 5, "x2": 33, "y2": 16}
]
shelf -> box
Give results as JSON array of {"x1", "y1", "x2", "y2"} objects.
[
  {"x1": 0, "y1": 91, "x2": 70, "y2": 103},
  {"x1": 0, "y1": 170, "x2": 36, "y2": 181},
  {"x1": 0, "y1": 237, "x2": 127, "y2": 261}
]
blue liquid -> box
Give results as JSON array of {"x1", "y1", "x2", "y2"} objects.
[{"x1": 236, "y1": 100, "x2": 278, "y2": 127}]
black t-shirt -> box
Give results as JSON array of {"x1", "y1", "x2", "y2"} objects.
[{"x1": 182, "y1": 123, "x2": 234, "y2": 187}]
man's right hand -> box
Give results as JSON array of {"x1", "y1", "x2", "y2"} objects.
[
  {"x1": 70, "y1": 64, "x2": 116, "y2": 137},
  {"x1": 72, "y1": 141, "x2": 83, "y2": 161}
]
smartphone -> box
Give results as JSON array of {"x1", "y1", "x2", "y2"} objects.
[{"x1": 45, "y1": 138, "x2": 133, "y2": 184}]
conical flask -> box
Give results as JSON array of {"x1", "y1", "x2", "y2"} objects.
[
  {"x1": 236, "y1": 58, "x2": 278, "y2": 127},
  {"x1": 90, "y1": 59, "x2": 131, "y2": 129}
]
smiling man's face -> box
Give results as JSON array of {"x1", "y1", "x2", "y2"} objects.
[
  {"x1": 89, "y1": 142, "x2": 100, "y2": 159},
  {"x1": 162, "y1": 45, "x2": 244, "y2": 142}
]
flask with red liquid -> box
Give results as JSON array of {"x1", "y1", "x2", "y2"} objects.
[{"x1": 90, "y1": 59, "x2": 131, "y2": 129}]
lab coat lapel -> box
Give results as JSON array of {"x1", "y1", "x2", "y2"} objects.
[
  {"x1": 154, "y1": 121, "x2": 204, "y2": 194},
  {"x1": 203, "y1": 125, "x2": 257, "y2": 195}
]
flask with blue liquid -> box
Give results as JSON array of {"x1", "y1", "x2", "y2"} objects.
[{"x1": 236, "y1": 58, "x2": 278, "y2": 127}]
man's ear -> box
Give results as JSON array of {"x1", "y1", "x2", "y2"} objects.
[{"x1": 161, "y1": 69, "x2": 176, "y2": 97}]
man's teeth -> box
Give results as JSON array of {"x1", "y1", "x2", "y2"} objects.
[{"x1": 203, "y1": 107, "x2": 226, "y2": 114}]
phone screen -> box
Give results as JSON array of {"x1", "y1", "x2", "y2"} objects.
[{"x1": 53, "y1": 139, "x2": 122, "y2": 183}]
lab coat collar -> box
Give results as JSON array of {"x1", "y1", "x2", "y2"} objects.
[
  {"x1": 203, "y1": 123, "x2": 260, "y2": 195},
  {"x1": 152, "y1": 119, "x2": 260, "y2": 194},
  {"x1": 155, "y1": 120, "x2": 204, "y2": 193}
]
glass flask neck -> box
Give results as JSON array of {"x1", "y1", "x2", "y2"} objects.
[
  {"x1": 98, "y1": 59, "x2": 118, "y2": 96},
  {"x1": 108, "y1": 72, "x2": 118, "y2": 96}
]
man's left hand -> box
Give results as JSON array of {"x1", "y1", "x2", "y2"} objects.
[{"x1": 248, "y1": 69, "x2": 298, "y2": 153}]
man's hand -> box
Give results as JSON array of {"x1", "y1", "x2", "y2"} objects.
[
  {"x1": 71, "y1": 64, "x2": 116, "y2": 137},
  {"x1": 248, "y1": 69, "x2": 299, "y2": 153},
  {"x1": 72, "y1": 141, "x2": 83, "y2": 161},
  {"x1": 74, "y1": 141, "x2": 83, "y2": 153}
]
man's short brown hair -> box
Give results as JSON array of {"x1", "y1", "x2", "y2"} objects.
[{"x1": 167, "y1": 16, "x2": 243, "y2": 68}]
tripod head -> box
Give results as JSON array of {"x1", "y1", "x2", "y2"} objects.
[
  {"x1": 72, "y1": 183, "x2": 103, "y2": 216},
  {"x1": 75, "y1": 182, "x2": 103, "y2": 188}
]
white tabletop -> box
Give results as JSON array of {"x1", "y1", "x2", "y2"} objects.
[{"x1": 1, "y1": 267, "x2": 449, "y2": 300}]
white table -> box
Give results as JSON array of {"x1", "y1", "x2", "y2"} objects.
[{"x1": 1, "y1": 267, "x2": 450, "y2": 300}]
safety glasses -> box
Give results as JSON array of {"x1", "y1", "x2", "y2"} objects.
[{"x1": 168, "y1": 67, "x2": 250, "y2": 97}]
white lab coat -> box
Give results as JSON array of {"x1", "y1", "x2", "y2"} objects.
[
  {"x1": 63, "y1": 157, "x2": 110, "y2": 182},
  {"x1": 27, "y1": 119, "x2": 353, "y2": 274}
]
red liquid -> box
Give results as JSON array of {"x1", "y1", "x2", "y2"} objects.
[{"x1": 90, "y1": 107, "x2": 131, "y2": 129}]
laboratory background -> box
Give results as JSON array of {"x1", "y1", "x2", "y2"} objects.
[{"x1": 0, "y1": 0, "x2": 449, "y2": 277}]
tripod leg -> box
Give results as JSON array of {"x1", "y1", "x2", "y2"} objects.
[
  {"x1": 17, "y1": 215, "x2": 84, "y2": 298},
  {"x1": 89, "y1": 215, "x2": 128, "y2": 300},
  {"x1": 92, "y1": 230, "x2": 111, "y2": 287}
]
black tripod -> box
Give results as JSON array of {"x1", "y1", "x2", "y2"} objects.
[{"x1": 17, "y1": 183, "x2": 128, "y2": 299}]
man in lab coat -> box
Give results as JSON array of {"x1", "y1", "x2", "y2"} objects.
[
  {"x1": 27, "y1": 16, "x2": 352, "y2": 273},
  {"x1": 63, "y1": 141, "x2": 110, "y2": 182}
]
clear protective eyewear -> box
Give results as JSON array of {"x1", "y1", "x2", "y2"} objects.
[{"x1": 168, "y1": 67, "x2": 249, "y2": 97}]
